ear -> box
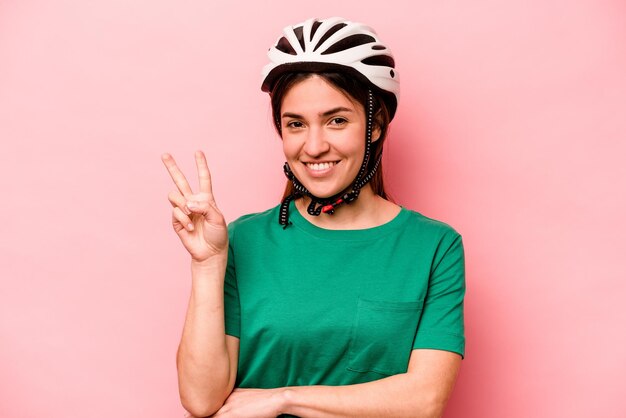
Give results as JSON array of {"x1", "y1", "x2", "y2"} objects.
[
  {"x1": 371, "y1": 109, "x2": 383, "y2": 143},
  {"x1": 372, "y1": 124, "x2": 382, "y2": 143}
]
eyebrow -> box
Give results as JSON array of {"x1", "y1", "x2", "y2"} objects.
[{"x1": 281, "y1": 107, "x2": 354, "y2": 119}]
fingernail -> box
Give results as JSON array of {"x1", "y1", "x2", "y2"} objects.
[
  {"x1": 187, "y1": 201, "x2": 197, "y2": 209},
  {"x1": 187, "y1": 223, "x2": 194, "y2": 231}
]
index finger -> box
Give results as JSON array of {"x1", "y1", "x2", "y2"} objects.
[
  {"x1": 161, "y1": 153, "x2": 194, "y2": 197},
  {"x1": 194, "y1": 150, "x2": 214, "y2": 199}
]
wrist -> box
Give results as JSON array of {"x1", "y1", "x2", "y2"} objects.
[
  {"x1": 191, "y1": 253, "x2": 227, "y2": 268},
  {"x1": 190, "y1": 255, "x2": 228, "y2": 279},
  {"x1": 277, "y1": 387, "x2": 296, "y2": 415}
]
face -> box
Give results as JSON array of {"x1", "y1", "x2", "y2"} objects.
[{"x1": 280, "y1": 75, "x2": 375, "y2": 199}]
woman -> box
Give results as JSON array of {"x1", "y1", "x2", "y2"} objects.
[{"x1": 163, "y1": 17, "x2": 465, "y2": 418}]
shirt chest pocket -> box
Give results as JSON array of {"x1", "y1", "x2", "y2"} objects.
[{"x1": 347, "y1": 298, "x2": 424, "y2": 376}]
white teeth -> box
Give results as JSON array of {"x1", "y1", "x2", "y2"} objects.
[{"x1": 306, "y1": 162, "x2": 336, "y2": 171}]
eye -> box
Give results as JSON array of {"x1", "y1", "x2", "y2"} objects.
[
  {"x1": 286, "y1": 120, "x2": 304, "y2": 129},
  {"x1": 329, "y1": 117, "x2": 348, "y2": 126}
]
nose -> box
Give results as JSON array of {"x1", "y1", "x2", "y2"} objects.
[{"x1": 302, "y1": 126, "x2": 330, "y2": 157}]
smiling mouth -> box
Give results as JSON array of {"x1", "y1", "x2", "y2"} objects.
[{"x1": 304, "y1": 161, "x2": 339, "y2": 171}]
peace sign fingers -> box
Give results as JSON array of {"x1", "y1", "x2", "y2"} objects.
[
  {"x1": 161, "y1": 153, "x2": 194, "y2": 197},
  {"x1": 162, "y1": 151, "x2": 228, "y2": 262}
]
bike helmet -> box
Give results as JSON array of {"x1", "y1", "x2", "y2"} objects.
[
  {"x1": 261, "y1": 17, "x2": 400, "y2": 228},
  {"x1": 262, "y1": 16, "x2": 399, "y2": 120}
]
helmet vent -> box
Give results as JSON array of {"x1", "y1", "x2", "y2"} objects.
[
  {"x1": 321, "y1": 34, "x2": 376, "y2": 55},
  {"x1": 293, "y1": 26, "x2": 306, "y2": 52},
  {"x1": 310, "y1": 20, "x2": 322, "y2": 41},
  {"x1": 361, "y1": 55, "x2": 395, "y2": 68},
  {"x1": 372, "y1": 45, "x2": 386, "y2": 50},
  {"x1": 313, "y1": 23, "x2": 347, "y2": 52},
  {"x1": 276, "y1": 36, "x2": 297, "y2": 55}
]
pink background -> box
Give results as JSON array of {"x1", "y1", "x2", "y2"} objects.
[{"x1": 1, "y1": 1, "x2": 625, "y2": 417}]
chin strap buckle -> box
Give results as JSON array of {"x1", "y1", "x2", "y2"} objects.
[
  {"x1": 321, "y1": 198, "x2": 344, "y2": 215},
  {"x1": 321, "y1": 190, "x2": 361, "y2": 215}
]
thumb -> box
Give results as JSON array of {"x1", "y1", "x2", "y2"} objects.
[
  {"x1": 186, "y1": 200, "x2": 218, "y2": 222},
  {"x1": 186, "y1": 199, "x2": 209, "y2": 213}
]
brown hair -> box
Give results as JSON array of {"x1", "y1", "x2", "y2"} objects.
[{"x1": 269, "y1": 72, "x2": 393, "y2": 201}]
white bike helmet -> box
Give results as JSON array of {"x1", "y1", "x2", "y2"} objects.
[{"x1": 261, "y1": 16, "x2": 400, "y2": 119}]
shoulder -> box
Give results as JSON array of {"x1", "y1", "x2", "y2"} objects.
[
  {"x1": 401, "y1": 208, "x2": 462, "y2": 243},
  {"x1": 227, "y1": 204, "x2": 281, "y2": 240},
  {"x1": 404, "y1": 210, "x2": 465, "y2": 274}
]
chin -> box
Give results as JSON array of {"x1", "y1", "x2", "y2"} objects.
[
  {"x1": 302, "y1": 184, "x2": 349, "y2": 199},
  {"x1": 292, "y1": 170, "x2": 354, "y2": 199}
]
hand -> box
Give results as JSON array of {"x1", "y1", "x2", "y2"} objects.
[
  {"x1": 162, "y1": 151, "x2": 228, "y2": 263},
  {"x1": 208, "y1": 388, "x2": 287, "y2": 418}
]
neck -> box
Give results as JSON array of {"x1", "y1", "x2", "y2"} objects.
[{"x1": 294, "y1": 185, "x2": 400, "y2": 230}]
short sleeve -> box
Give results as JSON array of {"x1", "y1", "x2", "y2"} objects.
[
  {"x1": 413, "y1": 231, "x2": 466, "y2": 358},
  {"x1": 223, "y1": 224, "x2": 241, "y2": 338}
]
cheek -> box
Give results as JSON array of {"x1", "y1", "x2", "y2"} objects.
[
  {"x1": 282, "y1": 137, "x2": 298, "y2": 160},
  {"x1": 344, "y1": 134, "x2": 366, "y2": 157}
]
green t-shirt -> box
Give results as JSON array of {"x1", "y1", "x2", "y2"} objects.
[{"x1": 224, "y1": 200, "x2": 465, "y2": 389}]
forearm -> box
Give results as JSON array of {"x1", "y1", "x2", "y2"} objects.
[
  {"x1": 281, "y1": 373, "x2": 445, "y2": 418},
  {"x1": 177, "y1": 257, "x2": 233, "y2": 416}
]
